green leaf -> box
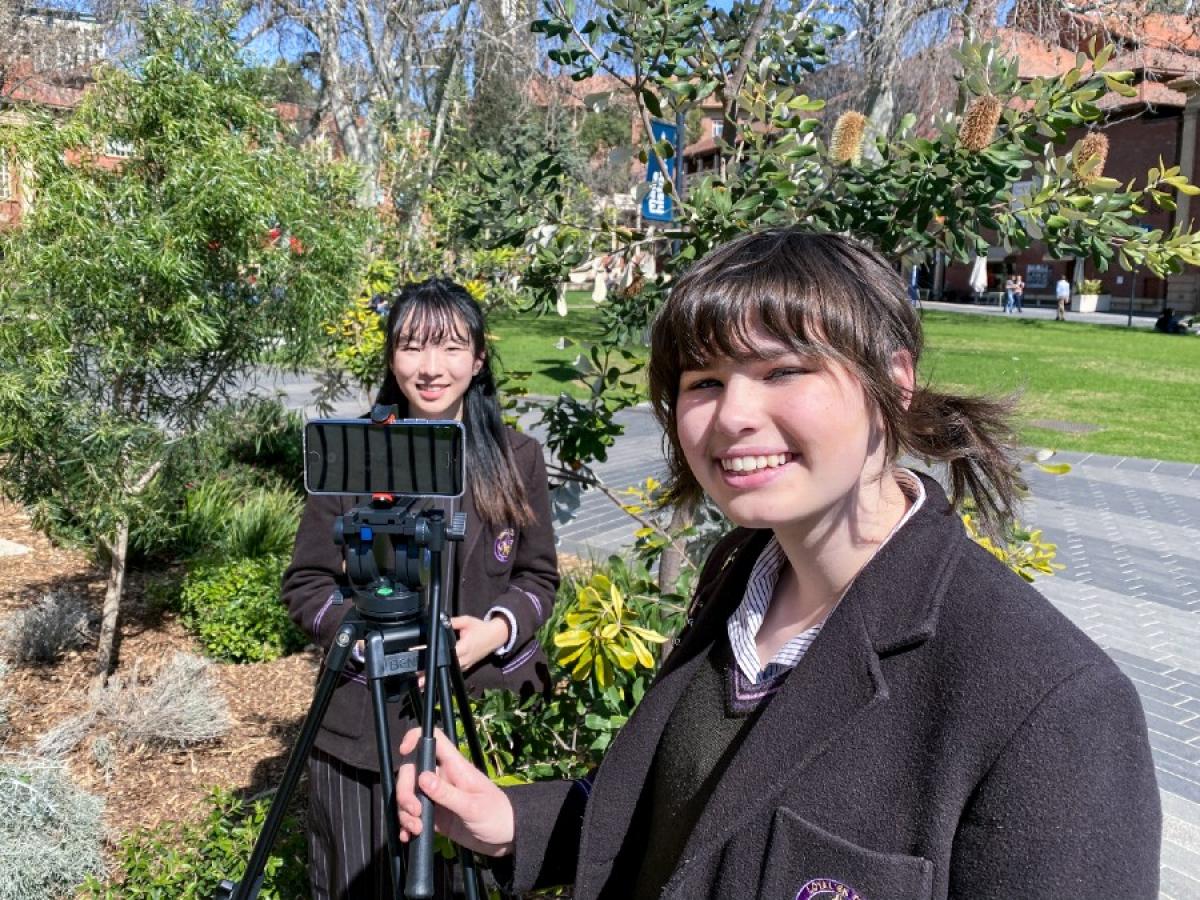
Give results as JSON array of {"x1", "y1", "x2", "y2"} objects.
[{"x1": 641, "y1": 87, "x2": 664, "y2": 119}]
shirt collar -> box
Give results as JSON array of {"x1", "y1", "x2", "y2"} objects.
[{"x1": 725, "y1": 468, "x2": 927, "y2": 683}]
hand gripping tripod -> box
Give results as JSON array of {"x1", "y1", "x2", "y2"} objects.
[{"x1": 217, "y1": 497, "x2": 490, "y2": 900}]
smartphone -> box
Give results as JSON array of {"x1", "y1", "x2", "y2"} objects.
[{"x1": 303, "y1": 419, "x2": 465, "y2": 497}]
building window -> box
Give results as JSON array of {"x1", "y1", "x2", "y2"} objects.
[
  {"x1": 0, "y1": 154, "x2": 10, "y2": 201},
  {"x1": 104, "y1": 138, "x2": 134, "y2": 158},
  {"x1": 711, "y1": 120, "x2": 724, "y2": 139}
]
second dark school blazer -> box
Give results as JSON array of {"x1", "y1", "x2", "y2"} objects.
[
  {"x1": 283, "y1": 427, "x2": 559, "y2": 771},
  {"x1": 501, "y1": 472, "x2": 1160, "y2": 899}
]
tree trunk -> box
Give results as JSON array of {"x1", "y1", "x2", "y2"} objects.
[
  {"x1": 657, "y1": 498, "x2": 696, "y2": 593},
  {"x1": 94, "y1": 521, "x2": 129, "y2": 684}
]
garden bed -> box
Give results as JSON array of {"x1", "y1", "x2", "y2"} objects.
[{"x1": 0, "y1": 499, "x2": 318, "y2": 855}]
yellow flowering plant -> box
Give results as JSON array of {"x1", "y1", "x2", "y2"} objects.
[
  {"x1": 553, "y1": 573, "x2": 668, "y2": 688},
  {"x1": 960, "y1": 450, "x2": 1070, "y2": 583}
]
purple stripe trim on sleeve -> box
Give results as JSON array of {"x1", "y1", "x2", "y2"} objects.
[
  {"x1": 313, "y1": 590, "x2": 338, "y2": 638},
  {"x1": 571, "y1": 774, "x2": 595, "y2": 801},
  {"x1": 518, "y1": 588, "x2": 545, "y2": 624},
  {"x1": 500, "y1": 641, "x2": 538, "y2": 675}
]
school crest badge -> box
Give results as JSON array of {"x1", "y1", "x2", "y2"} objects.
[
  {"x1": 795, "y1": 878, "x2": 864, "y2": 900},
  {"x1": 493, "y1": 528, "x2": 515, "y2": 563}
]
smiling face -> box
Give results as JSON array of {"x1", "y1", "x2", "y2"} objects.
[
  {"x1": 390, "y1": 311, "x2": 484, "y2": 420},
  {"x1": 675, "y1": 331, "x2": 894, "y2": 540}
]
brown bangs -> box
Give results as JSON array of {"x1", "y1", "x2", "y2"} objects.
[
  {"x1": 664, "y1": 279, "x2": 833, "y2": 377},
  {"x1": 648, "y1": 229, "x2": 925, "y2": 507}
]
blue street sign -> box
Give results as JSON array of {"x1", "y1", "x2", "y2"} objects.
[{"x1": 642, "y1": 119, "x2": 677, "y2": 222}]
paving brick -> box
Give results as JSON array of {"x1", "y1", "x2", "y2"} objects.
[
  {"x1": 1160, "y1": 863, "x2": 1200, "y2": 900},
  {"x1": 1150, "y1": 730, "x2": 1200, "y2": 765},
  {"x1": 1147, "y1": 712, "x2": 1200, "y2": 744},
  {"x1": 1158, "y1": 768, "x2": 1200, "y2": 805}
]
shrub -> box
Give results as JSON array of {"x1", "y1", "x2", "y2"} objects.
[
  {"x1": 176, "y1": 476, "x2": 302, "y2": 562},
  {"x1": 474, "y1": 555, "x2": 679, "y2": 781},
  {"x1": 34, "y1": 712, "x2": 96, "y2": 758},
  {"x1": 204, "y1": 398, "x2": 305, "y2": 487},
  {"x1": 179, "y1": 555, "x2": 306, "y2": 663},
  {"x1": 1080, "y1": 278, "x2": 1104, "y2": 293},
  {"x1": 79, "y1": 786, "x2": 308, "y2": 899},
  {"x1": 0, "y1": 590, "x2": 91, "y2": 665},
  {"x1": 101, "y1": 652, "x2": 232, "y2": 748},
  {"x1": 0, "y1": 754, "x2": 106, "y2": 898},
  {"x1": 0, "y1": 661, "x2": 10, "y2": 740}
]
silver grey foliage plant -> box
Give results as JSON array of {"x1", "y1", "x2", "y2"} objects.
[
  {"x1": 1, "y1": 591, "x2": 91, "y2": 665},
  {"x1": 0, "y1": 755, "x2": 106, "y2": 899},
  {"x1": 35, "y1": 652, "x2": 231, "y2": 761}
]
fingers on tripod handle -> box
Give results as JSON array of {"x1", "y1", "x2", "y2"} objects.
[{"x1": 405, "y1": 734, "x2": 439, "y2": 898}]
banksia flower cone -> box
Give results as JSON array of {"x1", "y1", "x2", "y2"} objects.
[
  {"x1": 959, "y1": 95, "x2": 1002, "y2": 152},
  {"x1": 1072, "y1": 132, "x2": 1109, "y2": 181},
  {"x1": 830, "y1": 111, "x2": 867, "y2": 164}
]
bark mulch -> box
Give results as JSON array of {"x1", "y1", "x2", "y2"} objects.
[{"x1": 0, "y1": 500, "x2": 319, "y2": 854}]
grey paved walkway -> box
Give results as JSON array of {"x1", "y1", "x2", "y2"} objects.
[
  {"x1": 274, "y1": 373, "x2": 1200, "y2": 896},
  {"x1": 923, "y1": 297, "x2": 1164, "y2": 328}
]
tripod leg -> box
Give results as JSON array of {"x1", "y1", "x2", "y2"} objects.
[
  {"x1": 434, "y1": 624, "x2": 486, "y2": 900},
  {"x1": 365, "y1": 632, "x2": 407, "y2": 900},
  {"x1": 448, "y1": 647, "x2": 488, "y2": 774},
  {"x1": 217, "y1": 615, "x2": 364, "y2": 900}
]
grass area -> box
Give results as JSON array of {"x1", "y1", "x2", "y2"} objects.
[
  {"x1": 491, "y1": 302, "x2": 1200, "y2": 463},
  {"x1": 920, "y1": 311, "x2": 1200, "y2": 463},
  {"x1": 489, "y1": 302, "x2": 647, "y2": 399}
]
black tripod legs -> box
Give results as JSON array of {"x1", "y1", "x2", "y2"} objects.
[
  {"x1": 367, "y1": 630, "x2": 410, "y2": 899},
  {"x1": 216, "y1": 615, "x2": 365, "y2": 900}
]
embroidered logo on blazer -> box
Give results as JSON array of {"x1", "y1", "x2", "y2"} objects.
[
  {"x1": 795, "y1": 878, "x2": 864, "y2": 900},
  {"x1": 493, "y1": 528, "x2": 515, "y2": 563}
]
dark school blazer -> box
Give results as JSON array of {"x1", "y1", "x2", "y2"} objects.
[
  {"x1": 283, "y1": 427, "x2": 559, "y2": 771},
  {"x1": 502, "y1": 472, "x2": 1160, "y2": 899}
]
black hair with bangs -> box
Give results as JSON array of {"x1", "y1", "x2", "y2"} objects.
[
  {"x1": 375, "y1": 278, "x2": 533, "y2": 528},
  {"x1": 648, "y1": 229, "x2": 1021, "y2": 536}
]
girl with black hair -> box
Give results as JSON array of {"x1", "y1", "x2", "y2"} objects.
[
  {"x1": 284, "y1": 279, "x2": 558, "y2": 899},
  {"x1": 395, "y1": 232, "x2": 1160, "y2": 899}
]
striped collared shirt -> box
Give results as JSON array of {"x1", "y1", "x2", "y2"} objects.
[{"x1": 726, "y1": 469, "x2": 927, "y2": 684}]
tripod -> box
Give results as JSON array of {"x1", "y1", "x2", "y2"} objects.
[{"x1": 216, "y1": 500, "x2": 489, "y2": 900}]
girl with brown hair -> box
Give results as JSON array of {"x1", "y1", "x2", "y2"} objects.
[{"x1": 395, "y1": 231, "x2": 1159, "y2": 899}]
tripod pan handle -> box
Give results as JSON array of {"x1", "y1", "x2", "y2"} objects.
[{"x1": 405, "y1": 735, "x2": 438, "y2": 898}]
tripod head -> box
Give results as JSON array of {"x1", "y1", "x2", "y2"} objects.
[{"x1": 334, "y1": 496, "x2": 466, "y2": 625}]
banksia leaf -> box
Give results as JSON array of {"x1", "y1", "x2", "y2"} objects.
[
  {"x1": 830, "y1": 111, "x2": 866, "y2": 164},
  {"x1": 1072, "y1": 132, "x2": 1109, "y2": 181},
  {"x1": 958, "y1": 95, "x2": 1002, "y2": 152}
]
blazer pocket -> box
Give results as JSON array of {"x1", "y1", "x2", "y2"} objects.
[{"x1": 759, "y1": 808, "x2": 933, "y2": 900}]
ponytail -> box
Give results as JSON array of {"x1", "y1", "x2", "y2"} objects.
[{"x1": 900, "y1": 386, "x2": 1024, "y2": 539}]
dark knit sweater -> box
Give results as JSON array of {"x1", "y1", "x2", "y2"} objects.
[{"x1": 631, "y1": 638, "x2": 788, "y2": 899}]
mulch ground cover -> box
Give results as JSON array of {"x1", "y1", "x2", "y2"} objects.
[{"x1": 0, "y1": 499, "x2": 318, "y2": 853}]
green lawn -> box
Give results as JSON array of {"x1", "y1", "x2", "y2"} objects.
[
  {"x1": 489, "y1": 303, "x2": 646, "y2": 398},
  {"x1": 920, "y1": 312, "x2": 1200, "y2": 463},
  {"x1": 490, "y1": 304, "x2": 1200, "y2": 464}
]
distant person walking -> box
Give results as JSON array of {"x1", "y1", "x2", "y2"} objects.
[
  {"x1": 1013, "y1": 274, "x2": 1024, "y2": 313},
  {"x1": 1004, "y1": 274, "x2": 1017, "y2": 313},
  {"x1": 1055, "y1": 275, "x2": 1071, "y2": 321}
]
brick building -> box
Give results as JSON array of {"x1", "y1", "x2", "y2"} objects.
[
  {"x1": 0, "y1": 7, "x2": 113, "y2": 228},
  {"x1": 939, "y1": 5, "x2": 1200, "y2": 314}
]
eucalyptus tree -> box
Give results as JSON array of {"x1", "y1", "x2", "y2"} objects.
[{"x1": 0, "y1": 4, "x2": 368, "y2": 680}]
